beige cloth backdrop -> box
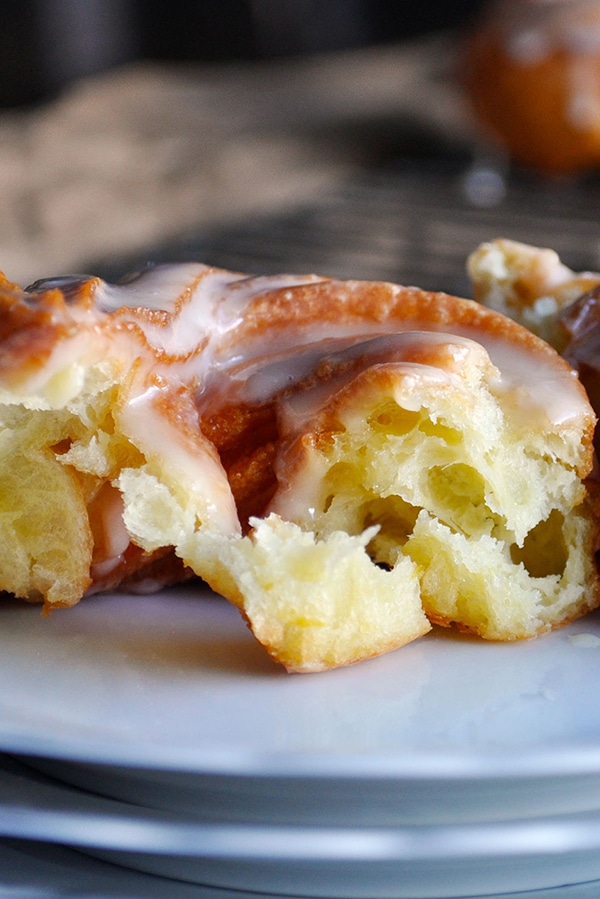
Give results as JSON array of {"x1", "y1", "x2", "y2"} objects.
[{"x1": 0, "y1": 33, "x2": 469, "y2": 285}]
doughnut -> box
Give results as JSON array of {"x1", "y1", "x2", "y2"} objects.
[
  {"x1": 469, "y1": 236, "x2": 600, "y2": 447},
  {"x1": 462, "y1": 0, "x2": 600, "y2": 174},
  {"x1": 467, "y1": 237, "x2": 600, "y2": 345},
  {"x1": 0, "y1": 262, "x2": 598, "y2": 671}
]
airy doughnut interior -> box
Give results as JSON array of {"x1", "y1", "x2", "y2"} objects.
[
  {"x1": 0, "y1": 359, "x2": 203, "y2": 607},
  {"x1": 184, "y1": 330, "x2": 600, "y2": 671}
]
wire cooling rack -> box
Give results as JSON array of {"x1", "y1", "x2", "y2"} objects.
[{"x1": 97, "y1": 158, "x2": 600, "y2": 296}]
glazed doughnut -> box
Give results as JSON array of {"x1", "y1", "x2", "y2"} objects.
[
  {"x1": 0, "y1": 262, "x2": 598, "y2": 671},
  {"x1": 462, "y1": 0, "x2": 600, "y2": 174}
]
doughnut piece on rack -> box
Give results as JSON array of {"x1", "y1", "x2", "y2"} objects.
[
  {"x1": 0, "y1": 263, "x2": 597, "y2": 671},
  {"x1": 467, "y1": 238, "x2": 600, "y2": 346},
  {"x1": 468, "y1": 236, "x2": 600, "y2": 447}
]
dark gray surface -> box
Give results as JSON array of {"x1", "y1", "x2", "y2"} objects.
[{"x1": 96, "y1": 159, "x2": 600, "y2": 296}]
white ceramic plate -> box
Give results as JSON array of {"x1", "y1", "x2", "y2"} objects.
[
  {"x1": 4, "y1": 837, "x2": 600, "y2": 899},
  {"x1": 7, "y1": 755, "x2": 600, "y2": 898},
  {"x1": 3, "y1": 585, "x2": 600, "y2": 827}
]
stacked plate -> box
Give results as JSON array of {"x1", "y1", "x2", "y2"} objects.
[{"x1": 3, "y1": 583, "x2": 600, "y2": 898}]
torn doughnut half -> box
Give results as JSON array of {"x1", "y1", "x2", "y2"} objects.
[{"x1": 0, "y1": 263, "x2": 597, "y2": 672}]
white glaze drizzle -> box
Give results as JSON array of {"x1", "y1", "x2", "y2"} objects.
[
  {"x1": 94, "y1": 265, "x2": 326, "y2": 362},
  {"x1": 5, "y1": 263, "x2": 592, "y2": 572},
  {"x1": 25, "y1": 264, "x2": 590, "y2": 428}
]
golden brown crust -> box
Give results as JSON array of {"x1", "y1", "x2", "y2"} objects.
[
  {"x1": 235, "y1": 280, "x2": 578, "y2": 365},
  {"x1": 199, "y1": 402, "x2": 278, "y2": 530}
]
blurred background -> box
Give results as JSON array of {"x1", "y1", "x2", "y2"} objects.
[
  {"x1": 2, "y1": 0, "x2": 600, "y2": 291},
  {"x1": 3, "y1": 1, "x2": 486, "y2": 106}
]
